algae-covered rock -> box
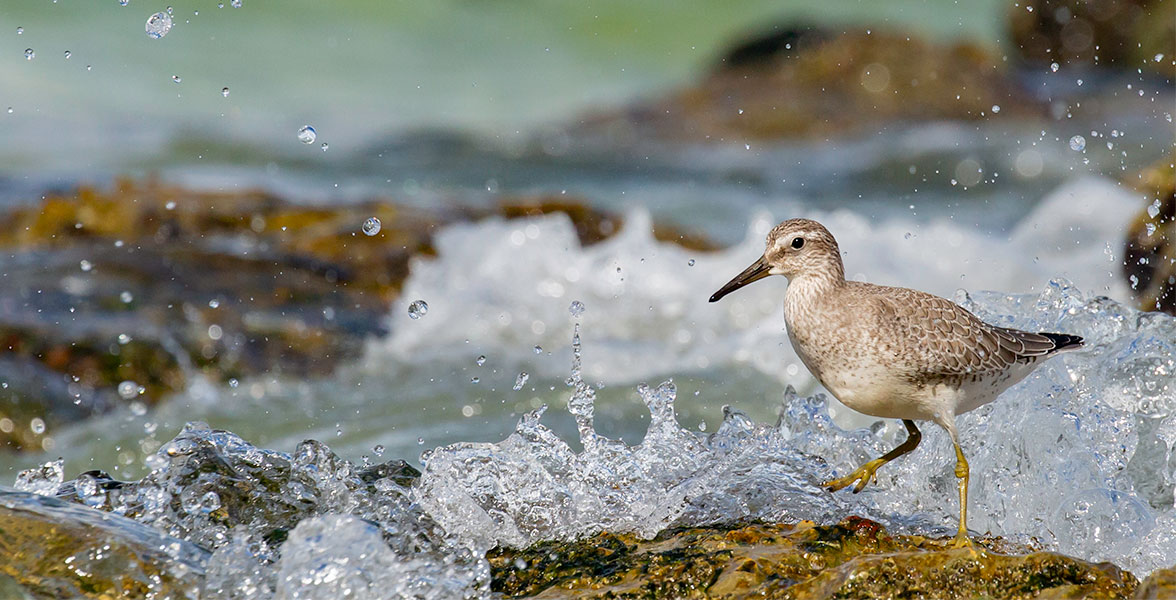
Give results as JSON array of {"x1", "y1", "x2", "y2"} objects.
[
  {"x1": 578, "y1": 28, "x2": 1039, "y2": 143},
  {"x1": 1009, "y1": 0, "x2": 1175, "y2": 77},
  {"x1": 1123, "y1": 153, "x2": 1176, "y2": 315},
  {"x1": 488, "y1": 519, "x2": 1139, "y2": 599},
  {"x1": 0, "y1": 487, "x2": 208, "y2": 599}
]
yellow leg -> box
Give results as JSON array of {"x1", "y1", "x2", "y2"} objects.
[
  {"x1": 951, "y1": 442, "x2": 974, "y2": 549},
  {"x1": 825, "y1": 420, "x2": 921, "y2": 493}
]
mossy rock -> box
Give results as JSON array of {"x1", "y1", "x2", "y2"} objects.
[
  {"x1": 1123, "y1": 153, "x2": 1176, "y2": 314},
  {"x1": 577, "y1": 28, "x2": 1040, "y2": 143},
  {"x1": 1009, "y1": 0, "x2": 1175, "y2": 77},
  {"x1": 488, "y1": 518, "x2": 1139, "y2": 599}
]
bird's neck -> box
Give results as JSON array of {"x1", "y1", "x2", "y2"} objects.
[{"x1": 784, "y1": 267, "x2": 844, "y2": 322}]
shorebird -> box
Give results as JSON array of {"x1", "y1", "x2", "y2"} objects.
[{"x1": 709, "y1": 218, "x2": 1082, "y2": 546}]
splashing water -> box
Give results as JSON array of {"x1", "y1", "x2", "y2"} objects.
[{"x1": 10, "y1": 279, "x2": 1176, "y2": 595}]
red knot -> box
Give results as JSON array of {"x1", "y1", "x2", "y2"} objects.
[{"x1": 710, "y1": 218, "x2": 1083, "y2": 547}]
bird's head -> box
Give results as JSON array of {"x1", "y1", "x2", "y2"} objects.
[{"x1": 709, "y1": 218, "x2": 843, "y2": 302}]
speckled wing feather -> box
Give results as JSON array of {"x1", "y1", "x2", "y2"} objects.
[{"x1": 858, "y1": 283, "x2": 1073, "y2": 379}]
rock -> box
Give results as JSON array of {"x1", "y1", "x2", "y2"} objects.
[
  {"x1": 0, "y1": 487, "x2": 208, "y2": 599},
  {"x1": 1136, "y1": 566, "x2": 1176, "y2": 599},
  {"x1": 1009, "y1": 0, "x2": 1175, "y2": 77},
  {"x1": 1123, "y1": 153, "x2": 1175, "y2": 314},
  {"x1": 577, "y1": 28, "x2": 1039, "y2": 143},
  {"x1": 488, "y1": 519, "x2": 1139, "y2": 599},
  {"x1": 0, "y1": 180, "x2": 713, "y2": 451}
]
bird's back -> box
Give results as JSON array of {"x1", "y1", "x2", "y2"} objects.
[{"x1": 798, "y1": 281, "x2": 1083, "y2": 417}]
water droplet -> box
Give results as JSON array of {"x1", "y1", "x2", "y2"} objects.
[
  {"x1": 320, "y1": 142, "x2": 329, "y2": 152},
  {"x1": 172, "y1": 75, "x2": 182, "y2": 84},
  {"x1": 417, "y1": 437, "x2": 424, "y2": 445},
  {"x1": 117, "y1": 381, "x2": 139, "y2": 400},
  {"x1": 63, "y1": 50, "x2": 71, "y2": 59},
  {"x1": 5, "y1": 107, "x2": 11, "y2": 114},
  {"x1": 1148, "y1": 200, "x2": 1161, "y2": 219},
  {"x1": 120, "y1": 291, "x2": 133, "y2": 304},
  {"x1": 297, "y1": 125, "x2": 316, "y2": 144},
  {"x1": 904, "y1": 232, "x2": 913, "y2": 239},
  {"x1": 165, "y1": 200, "x2": 176, "y2": 210},
  {"x1": 1050, "y1": 62, "x2": 1059, "y2": 72},
  {"x1": 513, "y1": 372, "x2": 529, "y2": 390},
  {"x1": 208, "y1": 299, "x2": 220, "y2": 309},
  {"x1": 362, "y1": 216, "x2": 381, "y2": 236},
  {"x1": 373, "y1": 444, "x2": 385, "y2": 456},
  {"x1": 688, "y1": 259, "x2": 695, "y2": 266},
  {"x1": 1155, "y1": 53, "x2": 1165, "y2": 62},
  {"x1": 475, "y1": 355, "x2": 486, "y2": 366},
  {"x1": 231, "y1": 0, "x2": 242, "y2": 6},
  {"x1": 117, "y1": 333, "x2": 131, "y2": 345},
  {"x1": 569, "y1": 300, "x2": 585, "y2": 317},
  {"x1": 1069, "y1": 135, "x2": 1086, "y2": 152},
  {"x1": 221, "y1": 87, "x2": 229, "y2": 97},
  {"x1": 16, "y1": 27, "x2": 23, "y2": 35},
  {"x1": 146, "y1": 12, "x2": 172, "y2": 39},
  {"x1": 30, "y1": 418, "x2": 45, "y2": 435},
  {"x1": 199, "y1": 491, "x2": 220, "y2": 513},
  {"x1": 119, "y1": 0, "x2": 129, "y2": 5},
  {"x1": 470, "y1": 377, "x2": 480, "y2": 384},
  {"x1": 991, "y1": 104, "x2": 1000, "y2": 113},
  {"x1": 533, "y1": 345, "x2": 543, "y2": 354},
  {"x1": 407, "y1": 300, "x2": 428, "y2": 319},
  {"x1": 79, "y1": 259, "x2": 92, "y2": 272},
  {"x1": 24, "y1": 48, "x2": 35, "y2": 60}
]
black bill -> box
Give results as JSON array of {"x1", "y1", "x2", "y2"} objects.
[{"x1": 709, "y1": 255, "x2": 770, "y2": 302}]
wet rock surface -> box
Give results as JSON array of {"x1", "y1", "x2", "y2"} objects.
[
  {"x1": 1123, "y1": 154, "x2": 1176, "y2": 315},
  {"x1": 488, "y1": 519, "x2": 1140, "y2": 599},
  {"x1": 0, "y1": 488, "x2": 208, "y2": 600},
  {"x1": 0, "y1": 180, "x2": 706, "y2": 451},
  {"x1": 577, "y1": 28, "x2": 1040, "y2": 142}
]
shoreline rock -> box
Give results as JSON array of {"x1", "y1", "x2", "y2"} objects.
[{"x1": 488, "y1": 519, "x2": 1142, "y2": 599}]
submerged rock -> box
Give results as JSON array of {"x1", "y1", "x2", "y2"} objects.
[
  {"x1": 488, "y1": 519, "x2": 1139, "y2": 599},
  {"x1": 1123, "y1": 154, "x2": 1175, "y2": 314},
  {"x1": 0, "y1": 487, "x2": 208, "y2": 599},
  {"x1": 577, "y1": 28, "x2": 1039, "y2": 142}
]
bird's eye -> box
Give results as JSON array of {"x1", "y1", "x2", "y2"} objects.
[{"x1": 791, "y1": 237, "x2": 804, "y2": 249}]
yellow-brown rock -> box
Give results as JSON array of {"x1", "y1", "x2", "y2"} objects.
[
  {"x1": 578, "y1": 29, "x2": 1039, "y2": 143},
  {"x1": 0, "y1": 488, "x2": 207, "y2": 599},
  {"x1": 488, "y1": 518, "x2": 1139, "y2": 599},
  {"x1": 1123, "y1": 154, "x2": 1176, "y2": 314}
]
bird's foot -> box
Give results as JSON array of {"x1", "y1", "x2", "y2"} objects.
[
  {"x1": 823, "y1": 459, "x2": 885, "y2": 493},
  {"x1": 950, "y1": 532, "x2": 982, "y2": 556}
]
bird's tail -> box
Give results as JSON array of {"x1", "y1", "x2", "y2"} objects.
[{"x1": 1039, "y1": 332, "x2": 1084, "y2": 353}]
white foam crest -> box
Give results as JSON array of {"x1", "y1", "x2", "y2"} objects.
[{"x1": 365, "y1": 177, "x2": 1140, "y2": 396}]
